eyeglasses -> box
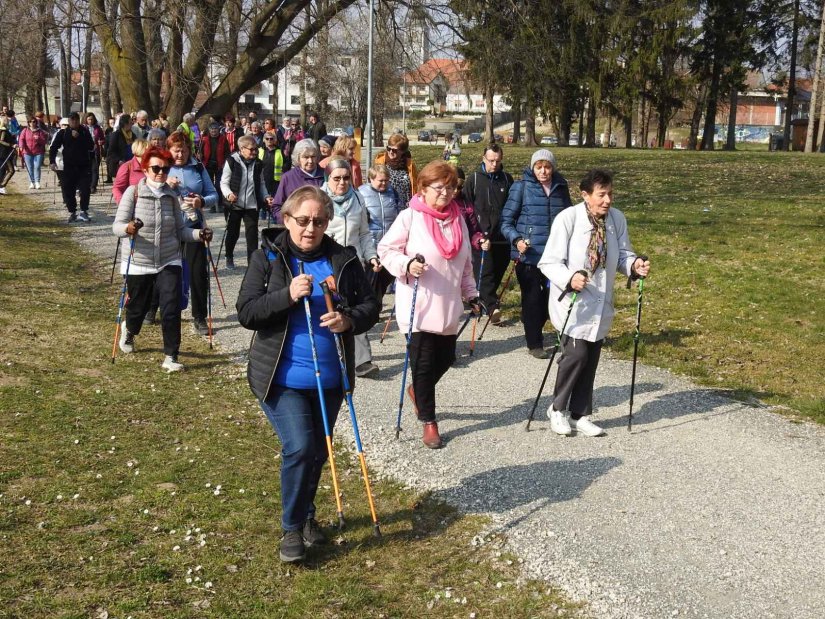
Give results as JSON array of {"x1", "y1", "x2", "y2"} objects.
[
  {"x1": 289, "y1": 215, "x2": 328, "y2": 228},
  {"x1": 264, "y1": 137, "x2": 276, "y2": 141},
  {"x1": 241, "y1": 146, "x2": 257, "y2": 152},
  {"x1": 386, "y1": 146, "x2": 401, "y2": 154},
  {"x1": 329, "y1": 175, "x2": 350, "y2": 183},
  {"x1": 149, "y1": 165, "x2": 171, "y2": 174},
  {"x1": 426, "y1": 184, "x2": 455, "y2": 195}
]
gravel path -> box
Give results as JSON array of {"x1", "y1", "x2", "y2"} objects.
[{"x1": 14, "y1": 172, "x2": 825, "y2": 619}]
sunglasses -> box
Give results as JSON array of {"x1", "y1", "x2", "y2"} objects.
[
  {"x1": 329, "y1": 175, "x2": 350, "y2": 183},
  {"x1": 386, "y1": 147, "x2": 401, "y2": 154},
  {"x1": 264, "y1": 137, "x2": 276, "y2": 141},
  {"x1": 289, "y1": 215, "x2": 328, "y2": 228},
  {"x1": 149, "y1": 165, "x2": 171, "y2": 174}
]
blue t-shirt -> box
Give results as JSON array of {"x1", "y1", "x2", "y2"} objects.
[{"x1": 272, "y1": 255, "x2": 340, "y2": 390}]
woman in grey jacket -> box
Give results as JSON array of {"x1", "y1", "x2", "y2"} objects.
[
  {"x1": 112, "y1": 147, "x2": 213, "y2": 372},
  {"x1": 538, "y1": 169, "x2": 650, "y2": 437}
]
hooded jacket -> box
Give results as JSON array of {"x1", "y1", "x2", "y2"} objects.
[
  {"x1": 236, "y1": 228, "x2": 380, "y2": 401},
  {"x1": 358, "y1": 183, "x2": 401, "y2": 245},
  {"x1": 500, "y1": 168, "x2": 572, "y2": 265},
  {"x1": 462, "y1": 163, "x2": 514, "y2": 243},
  {"x1": 270, "y1": 165, "x2": 325, "y2": 222},
  {"x1": 323, "y1": 185, "x2": 378, "y2": 263}
]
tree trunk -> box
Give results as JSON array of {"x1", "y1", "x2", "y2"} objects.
[
  {"x1": 101, "y1": 63, "x2": 112, "y2": 120},
  {"x1": 82, "y1": 24, "x2": 93, "y2": 112},
  {"x1": 700, "y1": 59, "x2": 722, "y2": 150},
  {"x1": 512, "y1": 98, "x2": 521, "y2": 144},
  {"x1": 688, "y1": 83, "x2": 706, "y2": 150},
  {"x1": 782, "y1": 0, "x2": 800, "y2": 151},
  {"x1": 524, "y1": 96, "x2": 538, "y2": 147},
  {"x1": 805, "y1": 0, "x2": 825, "y2": 152},
  {"x1": 112, "y1": 79, "x2": 122, "y2": 115},
  {"x1": 636, "y1": 97, "x2": 646, "y2": 148},
  {"x1": 484, "y1": 85, "x2": 494, "y2": 143},
  {"x1": 585, "y1": 96, "x2": 597, "y2": 147},
  {"x1": 624, "y1": 115, "x2": 632, "y2": 148},
  {"x1": 724, "y1": 87, "x2": 738, "y2": 151}
]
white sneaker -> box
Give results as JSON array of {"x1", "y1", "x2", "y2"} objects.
[
  {"x1": 0, "y1": 187, "x2": 6, "y2": 195},
  {"x1": 571, "y1": 417, "x2": 605, "y2": 437},
  {"x1": 29, "y1": 182, "x2": 34, "y2": 189},
  {"x1": 547, "y1": 407, "x2": 572, "y2": 436},
  {"x1": 35, "y1": 182, "x2": 41, "y2": 189},
  {"x1": 118, "y1": 327, "x2": 135, "y2": 353},
  {"x1": 162, "y1": 355, "x2": 184, "y2": 373}
]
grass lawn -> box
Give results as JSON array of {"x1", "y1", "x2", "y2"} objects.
[
  {"x1": 410, "y1": 145, "x2": 825, "y2": 422},
  {"x1": 0, "y1": 196, "x2": 577, "y2": 617}
]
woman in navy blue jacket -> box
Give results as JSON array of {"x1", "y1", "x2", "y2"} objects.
[{"x1": 500, "y1": 149, "x2": 572, "y2": 358}]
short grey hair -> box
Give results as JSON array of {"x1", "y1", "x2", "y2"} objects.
[
  {"x1": 147, "y1": 128, "x2": 166, "y2": 142},
  {"x1": 326, "y1": 158, "x2": 351, "y2": 174},
  {"x1": 250, "y1": 121, "x2": 262, "y2": 130},
  {"x1": 182, "y1": 113, "x2": 195, "y2": 124},
  {"x1": 136, "y1": 110, "x2": 149, "y2": 120},
  {"x1": 237, "y1": 134, "x2": 257, "y2": 149},
  {"x1": 292, "y1": 138, "x2": 318, "y2": 166},
  {"x1": 282, "y1": 185, "x2": 334, "y2": 221}
]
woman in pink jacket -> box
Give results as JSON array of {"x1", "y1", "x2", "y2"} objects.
[
  {"x1": 378, "y1": 160, "x2": 481, "y2": 448},
  {"x1": 112, "y1": 139, "x2": 149, "y2": 205},
  {"x1": 18, "y1": 117, "x2": 48, "y2": 188}
]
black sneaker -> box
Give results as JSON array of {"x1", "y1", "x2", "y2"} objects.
[
  {"x1": 67, "y1": 212, "x2": 77, "y2": 223},
  {"x1": 192, "y1": 319, "x2": 209, "y2": 336},
  {"x1": 143, "y1": 310, "x2": 157, "y2": 325},
  {"x1": 355, "y1": 362, "x2": 379, "y2": 378},
  {"x1": 280, "y1": 530, "x2": 306, "y2": 562},
  {"x1": 77, "y1": 211, "x2": 91, "y2": 222},
  {"x1": 528, "y1": 347, "x2": 549, "y2": 359},
  {"x1": 302, "y1": 518, "x2": 328, "y2": 547},
  {"x1": 225, "y1": 257, "x2": 235, "y2": 269}
]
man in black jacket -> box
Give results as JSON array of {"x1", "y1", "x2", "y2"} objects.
[
  {"x1": 50, "y1": 112, "x2": 94, "y2": 223},
  {"x1": 462, "y1": 143, "x2": 514, "y2": 322}
]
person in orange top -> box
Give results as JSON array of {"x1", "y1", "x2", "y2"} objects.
[{"x1": 373, "y1": 133, "x2": 418, "y2": 209}]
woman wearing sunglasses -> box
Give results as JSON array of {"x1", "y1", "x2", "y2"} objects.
[
  {"x1": 378, "y1": 160, "x2": 481, "y2": 449},
  {"x1": 373, "y1": 133, "x2": 418, "y2": 209},
  {"x1": 237, "y1": 185, "x2": 379, "y2": 563},
  {"x1": 112, "y1": 147, "x2": 214, "y2": 373},
  {"x1": 323, "y1": 158, "x2": 381, "y2": 378}
]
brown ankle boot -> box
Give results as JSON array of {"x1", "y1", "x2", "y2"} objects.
[
  {"x1": 422, "y1": 421, "x2": 443, "y2": 449},
  {"x1": 407, "y1": 385, "x2": 420, "y2": 419}
]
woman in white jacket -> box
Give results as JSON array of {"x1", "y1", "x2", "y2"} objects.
[
  {"x1": 323, "y1": 158, "x2": 382, "y2": 378},
  {"x1": 538, "y1": 168, "x2": 650, "y2": 437}
]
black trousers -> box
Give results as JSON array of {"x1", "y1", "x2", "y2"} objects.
[
  {"x1": 225, "y1": 208, "x2": 258, "y2": 261},
  {"x1": 206, "y1": 162, "x2": 222, "y2": 204},
  {"x1": 90, "y1": 153, "x2": 101, "y2": 191},
  {"x1": 61, "y1": 164, "x2": 92, "y2": 212},
  {"x1": 552, "y1": 336, "x2": 604, "y2": 418},
  {"x1": 184, "y1": 241, "x2": 208, "y2": 321},
  {"x1": 471, "y1": 243, "x2": 511, "y2": 309},
  {"x1": 125, "y1": 265, "x2": 182, "y2": 356},
  {"x1": 515, "y1": 262, "x2": 549, "y2": 350},
  {"x1": 105, "y1": 156, "x2": 119, "y2": 183},
  {"x1": 409, "y1": 332, "x2": 457, "y2": 423}
]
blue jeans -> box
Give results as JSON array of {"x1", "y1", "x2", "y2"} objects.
[
  {"x1": 24, "y1": 154, "x2": 43, "y2": 183},
  {"x1": 260, "y1": 385, "x2": 343, "y2": 531}
]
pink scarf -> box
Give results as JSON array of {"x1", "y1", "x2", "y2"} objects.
[{"x1": 410, "y1": 194, "x2": 464, "y2": 259}]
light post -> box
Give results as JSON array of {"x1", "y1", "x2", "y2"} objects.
[
  {"x1": 398, "y1": 66, "x2": 407, "y2": 135},
  {"x1": 365, "y1": 0, "x2": 375, "y2": 163},
  {"x1": 79, "y1": 69, "x2": 86, "y2": 113}
]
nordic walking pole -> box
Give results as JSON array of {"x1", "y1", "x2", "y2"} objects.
[
  {"x1": 214, "y1": 225, "x2": 228, "y2": 270},
  {"x1": 206, "y1": 244, "x2": 213, "y2": 349},
  {"x1": 478, "y1": 257, "x2": 518, "y2": 341},
  {"x1": 321, "y1": 279, "x2": 381, "y2": 537},
  {"x1": 204, "y1": 241, "x2": 227, "y2": 309},
  {"x1": 395, "y1": 254, "x2": 425, "y2": 439},
  {"x1": 379, "y1": 305, "x2": 395, "y2": 343},
  {"x1": 456, "y1": 311, "x2": 473, "y2": 338},
  {"x1": 298, "y1": 262, "x2": 346, "y2": 528},
  {"x1": 525, "y1": 285, "x2": 581, "y2": 431},
  {"x1": 109, "y1": 238, "x2": 121, "y2": 283},
  {"x1": 627, "y1": 256, "x2": 648, "y2": 432},
  {"x1": 111, "y1": 218, "x2": 144, "y2": 363}
]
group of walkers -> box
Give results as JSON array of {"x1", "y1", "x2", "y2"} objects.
[{"x1": 9, "y1": 99, "x2": 652, "y2": 562}]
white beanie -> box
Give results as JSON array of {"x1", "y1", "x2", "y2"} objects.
[{"x1": 530, "y1": 149, "x2": 556, "y2": 169}]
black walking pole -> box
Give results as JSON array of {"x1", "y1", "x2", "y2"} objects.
[
  {"x1": 109, "y1": 238, "x2": 121, "y2": 284},
  {"x1": 525, "y1": 280, "x2": 583, "y2": 431},
  {"x1": 627, "y1": 258, "x2": 647, "y2": 432},
  {"x1": 214, "y1": 226, "x2": 228, "y2": 270}
]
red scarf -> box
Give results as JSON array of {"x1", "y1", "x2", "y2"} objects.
[{"x1": 409, "y1": 194, "x2": 463, "y2": 260}]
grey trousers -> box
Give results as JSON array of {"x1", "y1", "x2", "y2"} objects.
[
  {"x1": 354, "y1": 332, "x2": 372, "y2": 367},
  {"x1": 551, "y1": 336, "x2": 604, "y2": 419}
]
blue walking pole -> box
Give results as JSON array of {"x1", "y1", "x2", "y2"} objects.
[
  {"x1": 395, "y1": 254, "x2": 425, "y2": 439},
  {"x1": 206, "y1": 244, "x2": 213, "y2": 349},
  {"x1": 321, "y1": 279, "x2": 381, "y2": 537},
  {"x1": 111, "y1": 218, "x2": 143, "y2": 363},
  {"x1": 297, "y1": 262, "x2": 345, "y2": 528}
]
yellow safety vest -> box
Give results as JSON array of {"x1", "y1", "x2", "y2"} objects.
[
  {"x1": 258, "y1": 147, "x2": 284, "y2": 181},
  {"x1": 177, "y1": 123, "x2": 195, "y2": 148}
]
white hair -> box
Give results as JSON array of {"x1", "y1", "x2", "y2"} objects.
[{"x1": 292, "y1": 138, "x2": 318, "y2": 166}]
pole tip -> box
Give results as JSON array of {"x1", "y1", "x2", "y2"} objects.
[
  {"x1": 373, "y1": 524, "x2": 382, "y2": 538},
  {"x1": 337, "y1": 514, "x2": 346, "y2": 529}
]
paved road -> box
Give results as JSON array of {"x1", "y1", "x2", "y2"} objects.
[{"x1": 14, "y1": 171, "x2": 825, "y2": 619}]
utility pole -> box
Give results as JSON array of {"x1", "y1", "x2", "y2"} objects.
[{"x1": 365, "y1": 0, "x2": 375, "y2": 162}]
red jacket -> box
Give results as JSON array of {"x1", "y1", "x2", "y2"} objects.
[
  {"x1": 113, "y1": 159, "x2": 146, "y2": 205},
  {"x1": 18, "y1": 127, "x2": 48, "y2": 156},
  {"x1": 200, "y1": 134, "x2": 228, "y2": 168}
]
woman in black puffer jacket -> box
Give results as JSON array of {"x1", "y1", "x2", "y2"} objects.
[
  {"x1": 236, "y1": 185, "x2": 379, "y2": 564},
  {"x1": 500, "y1": 149, "x2": 572, "y2": 358}
]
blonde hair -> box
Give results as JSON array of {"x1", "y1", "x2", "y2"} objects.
[
  {"x1": 131, "y1": 139, "x2": 149, "y2": 159},
  {"x1": 332, "y1": 135, "x2": 357, "y2": 157},
  {"x1": 368, "y1": 164, "x2": 390, "y2": 180},
  {"x1": 282, "y1": 185, "x2": 334, "y2": 221}
]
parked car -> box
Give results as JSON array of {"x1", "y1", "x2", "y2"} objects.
[
  {"x1": 493, "y1": 133, "x2": 504, "y2": 143},
  {"x1": 541, "y1": 135, "x2": 558, "y2": 145},
  {"x1": 418, "y1": 130, "x2": 433, "y2": 142},
  {"x1": 330, "y1": 127, "x2": 345, "y2": 136},
  {"x1": 569, "y1": 133, "x2": 579, "y2": 146},
  {"x1": 467, "y1": 132, "x2": 482, "y2": 143}
]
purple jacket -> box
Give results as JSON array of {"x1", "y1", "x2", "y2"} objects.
[
  {"x1": 271, "y1": 165, "x2": 325, "y2": 222},
  {"x1": 455, "y1": 195, "x2": 484, "y2": 250}
]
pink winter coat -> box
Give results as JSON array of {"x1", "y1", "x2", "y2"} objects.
[
  {"x1": 18, "y1": 127, "x2": 48, "y2": 156},
  {"x1": 377, "y1": 196, "x2": 477, "y2": 336},
  {"x1": 113, "y1": 158, "x2": 146, "y2": 205}
]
